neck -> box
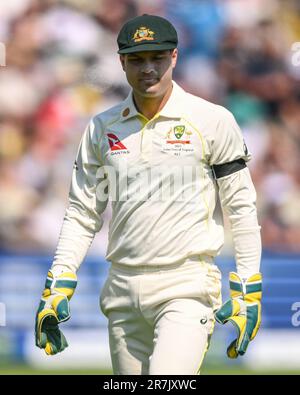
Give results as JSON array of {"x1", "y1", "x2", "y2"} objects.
[{"x1": 133, "y1": 84, "x2": 173, "y2": 120}]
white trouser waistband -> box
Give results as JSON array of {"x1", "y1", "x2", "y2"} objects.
[{"x1": 110, "y1": 254, "x2": 214, "y2": 274}]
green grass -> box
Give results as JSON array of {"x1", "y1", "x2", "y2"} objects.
[
  {"x1": 0, "y1": 364, "x2": 112, "y2": 375},
  {"x1": 0, "y1": 364, "x2": 299, "y2": 375},
  {"x1": 201, "y1": 366, "x2": 300, "y2": 375}
]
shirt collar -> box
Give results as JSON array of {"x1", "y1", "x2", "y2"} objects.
[
  {"x1": 120, "y1": 91, "x2": 140, "y2": 121},
  {"x1": 120, "y1": 80, "x2": 187, "y2": 122}
]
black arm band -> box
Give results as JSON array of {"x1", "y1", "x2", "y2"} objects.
[{"x1": 211, "y1": 158, "x2": 247, "y2": 179}]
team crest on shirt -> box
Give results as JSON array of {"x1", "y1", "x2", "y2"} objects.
[
  {"x1": 133, "y1": 27, "x2": 155, "y2": 42},
  {"x1": 162, "y1": 124, "x2": 194, "y2": 156},
  {"x1": 166, "y1": 125, "x2": 192, "y2": 145}
]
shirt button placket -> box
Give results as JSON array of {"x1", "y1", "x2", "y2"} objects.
[{"x1": 141, "y1": 120, "x2": 155, "y2": 161}]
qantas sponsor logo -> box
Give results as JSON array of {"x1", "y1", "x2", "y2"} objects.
[
  {"x1": 107, "y1": 133, "x2": 127, "y2": 151},
  {"x1": 107, "y1": 133, "x2": 129, "y2": 155}
]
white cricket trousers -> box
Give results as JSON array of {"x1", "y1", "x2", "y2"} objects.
[{"x1": 100, "y1": 255, "x2": 222, "y2": 375}]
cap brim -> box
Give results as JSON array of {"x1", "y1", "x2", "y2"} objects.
[{"x1": 118, "y1": 43, "x2": 177, "y2": 54}]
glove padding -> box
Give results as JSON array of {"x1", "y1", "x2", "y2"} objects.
[
  {"x1": 35, "y1": 270, "x2": 77, "y2": 355},
  {"x1": 215, "y1": 272, "x2": 262, "y2": 358}
]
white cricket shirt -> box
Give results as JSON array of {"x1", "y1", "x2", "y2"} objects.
[{"x1": 53, "y1": 81, "x2": 261, "y2": 276}]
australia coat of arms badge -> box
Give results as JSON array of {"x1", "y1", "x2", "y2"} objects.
[{"x1": 133, "y1": 27, "x2": 155, "y2": 42}]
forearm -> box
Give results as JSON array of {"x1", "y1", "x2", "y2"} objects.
[
  {"x1": 51, "y1": 204, "x2": 104, "y2": 274},
  {"x1": 51, "y1": 218, "x2": 95, "y2": 274},
  {"x1": 217, "y1": 167, "x2": 261, "y2": 278},
  {"x1": 230, "y1": 214, "x2": 261, "y2": 278}
]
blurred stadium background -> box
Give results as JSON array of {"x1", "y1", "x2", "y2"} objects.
[{"x1": 0, "y1": 0, "x2": 300, "y2": 375}]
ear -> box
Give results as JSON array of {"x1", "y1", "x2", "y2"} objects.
[
  {"x1": 171, "y1": 48, "x2": 178, "y2": 69},
  {"x1": 119, "y1": 55, "x2": 126, "y2": 71}
]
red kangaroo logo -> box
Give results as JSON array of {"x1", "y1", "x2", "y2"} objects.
[{"x1": 107, "y1": 133, "x2": 127, "y2": 151}]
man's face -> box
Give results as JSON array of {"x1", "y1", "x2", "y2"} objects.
[{"x1": 120, "y1": 49, "x2": 178, "y2": 98}]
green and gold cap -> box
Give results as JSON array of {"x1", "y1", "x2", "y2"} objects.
[{"x1": 117, "y1": 14, "x2": 178, "y2": 54}]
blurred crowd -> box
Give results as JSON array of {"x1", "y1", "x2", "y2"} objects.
[{"x1": 0, "y1": 0, "x2": 300, "y2": 255}]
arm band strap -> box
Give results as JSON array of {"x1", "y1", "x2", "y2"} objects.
[{"x1": 212, "y1": 158, "x2": 246, "y2": 179}]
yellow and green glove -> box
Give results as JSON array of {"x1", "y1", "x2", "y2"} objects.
[
  {"x1": 35, "y1": 270, "x2": 77, "y2": 355},
  {"x1": 215, "y1": 272, "x2": 262, "y2": 358}
]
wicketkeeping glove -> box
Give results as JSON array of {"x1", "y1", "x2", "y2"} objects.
[
  {"x1": 215, "y1": 272, "x2": 262, "y2": 358},
  {"x1": 35, "y1": 270, "x2": 77, "y2": 355}
]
